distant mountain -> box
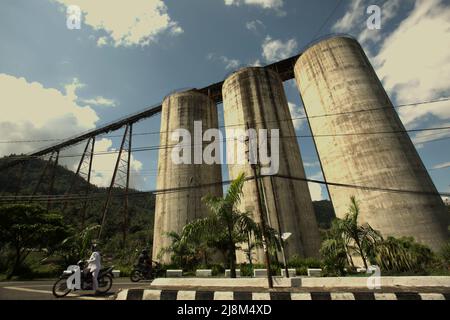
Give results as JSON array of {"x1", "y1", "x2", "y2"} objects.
[
  {"x1": 312, "y1": 200, "x2": 335, "y2": 229},
  {"x1": 0, "y1": 155, "x2": 155, "y2": 243}
]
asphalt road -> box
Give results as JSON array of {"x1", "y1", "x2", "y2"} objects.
[{"x1": 0, "y1": 277, "x2": 151, "y2": 300}]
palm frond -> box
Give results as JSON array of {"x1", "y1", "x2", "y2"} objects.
[{"x1": 224, "y1": 172, "x2": 246, "y2": 208}]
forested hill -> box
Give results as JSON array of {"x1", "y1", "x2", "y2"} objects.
[
  {"x1": 0, "y1": 155, "x2": 336, "y2": 242},
  {"x1": 0, "y1": 155, "x2": 155, "y2": 245}
]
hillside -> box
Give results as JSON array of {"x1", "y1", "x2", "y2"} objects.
[
  {"x1": 0, "y1": 155, "x2": 336, "y2": 245},
  {"x1": 0, "y1": 155, "x2": 155, "y2": 246}
]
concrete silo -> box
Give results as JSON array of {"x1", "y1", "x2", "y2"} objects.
[
  {"x1": 294, "y1": 36, "x2": 449, "y2": 251},
  {"x1": 222, "y1": 67, "x2": 321, "y2": 263},
  {"x1": 153, "y1": 90, "x2": 223, "y2": 263}
]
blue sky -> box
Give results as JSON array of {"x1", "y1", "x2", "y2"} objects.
[{"x1": 0, "y1": 0, "x2": 449, "y2": 202}]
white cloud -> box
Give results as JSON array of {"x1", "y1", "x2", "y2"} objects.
[
  {"x1": 262, "y1": 36, "x2": 297, "y2": 63},
  {"x1": 308, "y1": 182, "x2": 325, "y2": 201},
  {"x1": 304, "y1": 161, "x2": 320, "y2": 168},
  {"x1": 306, "y1": 172, "x2": 326, "y2": 201},
  {"x1": 358, "y1": 0, "x2": 403, "y2": 45},
  {"x1": 0, "y1": 74, "x2": 144, "y2": 188},
  {"x1": 225, "y1": 0, "x2": 283, "y2": 10},
  {"x1": 374, "y1": 0, "x2": 450, "y2": 105},
  {"x1": 433, "y1": 162, "x2": 450, "y2": 170},
  {"x1": 333, "y1": 0, "x2": 450, "y2": 134},
  {"x1": 250, "y1": 59, "x2": 262, "y2": 67},
  {"x1": 0, "y1": 75, "x2": 98, "y2": 156},
  {"x1": 89, "y1": 138, "x2": 144, "y2": 188},
  {"x1": 54, "y1": 0, "x2": 183, "y2": 47},
  {"x1": 442, "y1": 196, "x2": 450, "y2": 205},
  {"x1": 96, "y1": 37, "x2": 108, "y2": 47},
  {"x1": 412, "y1": 122, "x2": 450, "y2": 146},
  {"x1": 332, "y1": 0, "x2": 405, "y2": 46},
  {"x1": 246, "y1": 19, "x2": 265, "y2": 33},
  {"x1": 332, "y1": 0, "x2": 364, "y2": 33},
  {"x1": 288, "y1": 102, "x2": 306, "y2": 130},
  {"x1": 80, "y1": 96, "x2": 117, "y2": 107},
  {"x1": 207, "y1": 53, "x2": 241, "y2": 70}
]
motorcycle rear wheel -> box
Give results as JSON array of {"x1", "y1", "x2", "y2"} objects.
[
  {"x1": 52, "y1": 277, "x2": 72, "y2": 298},
  {"x1": 97, "y1": 274, "x2": 113, "y2": 294},
  {"x1": 130, "y1": 270, "x2": 141, "y2": 282}
]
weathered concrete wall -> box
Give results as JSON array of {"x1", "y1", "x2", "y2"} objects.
[
  {"x1": 153, "y1": 90, "x2": 223, "y2": 263},
  {"x1": 294, "y1": 36, "x2": 449, "y2": 251},
  {"x1": 222, "y1": 67, "x2": 321, "y2": 263}
]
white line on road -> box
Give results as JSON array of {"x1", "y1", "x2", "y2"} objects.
[
  {"x1": 3, "y1": 286, "x2": 107, "y2": 300},
  {"x1": 2, "y1": 283, "x2": 143, "y2": 288}
]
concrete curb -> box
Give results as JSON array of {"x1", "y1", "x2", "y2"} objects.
[
  {"x1": 115, "y1": 289, "x2": 450, "y2": 301},
  {"x1": 150, "y1": 276, "x2": 450, "y2": 289}
]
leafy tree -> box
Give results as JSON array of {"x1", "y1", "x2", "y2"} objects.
[
  {"x1": 181, "y1": 173, "x2": 262, "y2": 278},
  {"x1": 338, "y1": 196, "x2": 382, "y2": 268},
  {"x1": 320, "y1": 219, "x2": 350, "y2": 275},
  {"x1": 319, "y1": 197, "x2": 382, "y2": 273},
  {"x1": 0, "y1": 204, "x2": 70, "y2": 278},
  {"x1": 58, "y1": 224, "x2": 100, "y2": 265},
  {"x1": 159, "y1": 231, "x2": 199, "y2": 270},
  {"x1": 372, "y1": 236, "x2": 435, "y2": 273}
]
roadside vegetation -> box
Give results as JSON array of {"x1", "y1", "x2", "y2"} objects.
[{"x1": 0, "y1": 158, "x2": 449, "y2": 280}]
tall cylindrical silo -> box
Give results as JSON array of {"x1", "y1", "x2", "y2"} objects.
[
  {"x1": 153, "y1": 90, "x2": 223, "y2": 263},
  {"x1": 222, "y1": 67, "x2": 321, "y2": 263},
  {"x1": 294, "y1": 36, "x2": 449, "y2": 251}
]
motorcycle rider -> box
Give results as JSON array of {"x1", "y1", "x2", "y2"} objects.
[
  {"x1": 86, "y1": 244, "x2": 101, "y2": 294},
  {"x1": 137, "y1": 248, "x2": 151, "y2": 276}
]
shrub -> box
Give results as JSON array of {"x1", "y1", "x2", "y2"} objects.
[
  {"x1": 287, "y1": 255, "x2": 322, "y2": 269},
  {"x1": 211, "y1": 264, "x2": 225, "y2": 276},
  {"x1": 372, "y1": 237, "x2": 436, "y2": 273}
]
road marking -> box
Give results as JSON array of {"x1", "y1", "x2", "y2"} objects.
[
  {"x1": 143, "y1": 290, "x2": 162, "y2": 300},
  {"x1": 252, "y1": 292, "x2": 270, "y2": 300},
  {"x1": 419, "y1": 293, "x2": 445, "y2": 300},
  {"x1": 3, "y1": 286, "x2": 106, "y2": 300},
  {"x1": 330, "y1": 293, "x2": 355, "y2": 300},
  {"x1": 374, "y1": 293, "x2": 397, "y2": 300},
  {"x1": 213, "y1": 291, "x2": 234, "y2": 300},
  {"x1": 116, "y1": 290, "x2": 128, "y2": 300},
  {"x1": 290, "y1": 293, "x2": 312, "y2": 300},
  {"x1": 177, "y1": 290, "x2": 196, "y2": 300}
]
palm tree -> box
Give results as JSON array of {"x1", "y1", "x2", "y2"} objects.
[
  {"x1": 181, "y1": 172, "x2": 260, "y2": 278},
  {"x1": 159, "y1": 231, "x2": 198, "y2": 269},
  {"x1": 340, "y1": 196, "x2": 382, "y2": 269},
  {"x1": 59, "y1": 224, "x2": 100, "y2": 265},
  {"x1": 320, "y1": 237, "x2": 348, "y2": 276}
]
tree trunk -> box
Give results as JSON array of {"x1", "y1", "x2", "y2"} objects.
[
  {"x1": 345, "y1": 245, "x2": 355, "y2": 268},
  {"x1": 247, "y1": 235, "x2": 253, "y2": 273},
  {"x1": 227, "y1": 224, "x2": 237, "y2": 278},
  {"x1": 355, "y1": 238, "x2": 368, "y2": 269},
  {"x1": 8, "y1": 245, "x2": 22, "y2": 279}
]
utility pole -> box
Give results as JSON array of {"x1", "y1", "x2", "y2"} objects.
[
  {"x1": 246, "y1": 122, "x2": 273, "y2": 289},
  {"x1": 269, "y1": 175, "x2": 290, "y2": 278}
]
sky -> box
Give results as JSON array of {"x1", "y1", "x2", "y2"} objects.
[{"x1": 0, "y1": 0, "x2": 449, "y2": 202}]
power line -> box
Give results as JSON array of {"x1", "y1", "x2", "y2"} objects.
[
  {"x1": 1, "y1": 173, "x2": 449, "y2": 203},
  {"x1": 3, "y1": 124, "x2": 450, "y2": 162},
  {"x1": 1, "y1": 97, "x2": 449, "y2": 144},
  {"x1": 311, "y1": 0, "x2": 344, "y2": 40}
]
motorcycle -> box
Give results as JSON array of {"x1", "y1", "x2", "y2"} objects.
[
  {"x1": 52, "y1": 260, "x2": 114, "y2": 298},
  {"x1": 130, "y1": 260, "x2": 164, "y2": 282}
]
